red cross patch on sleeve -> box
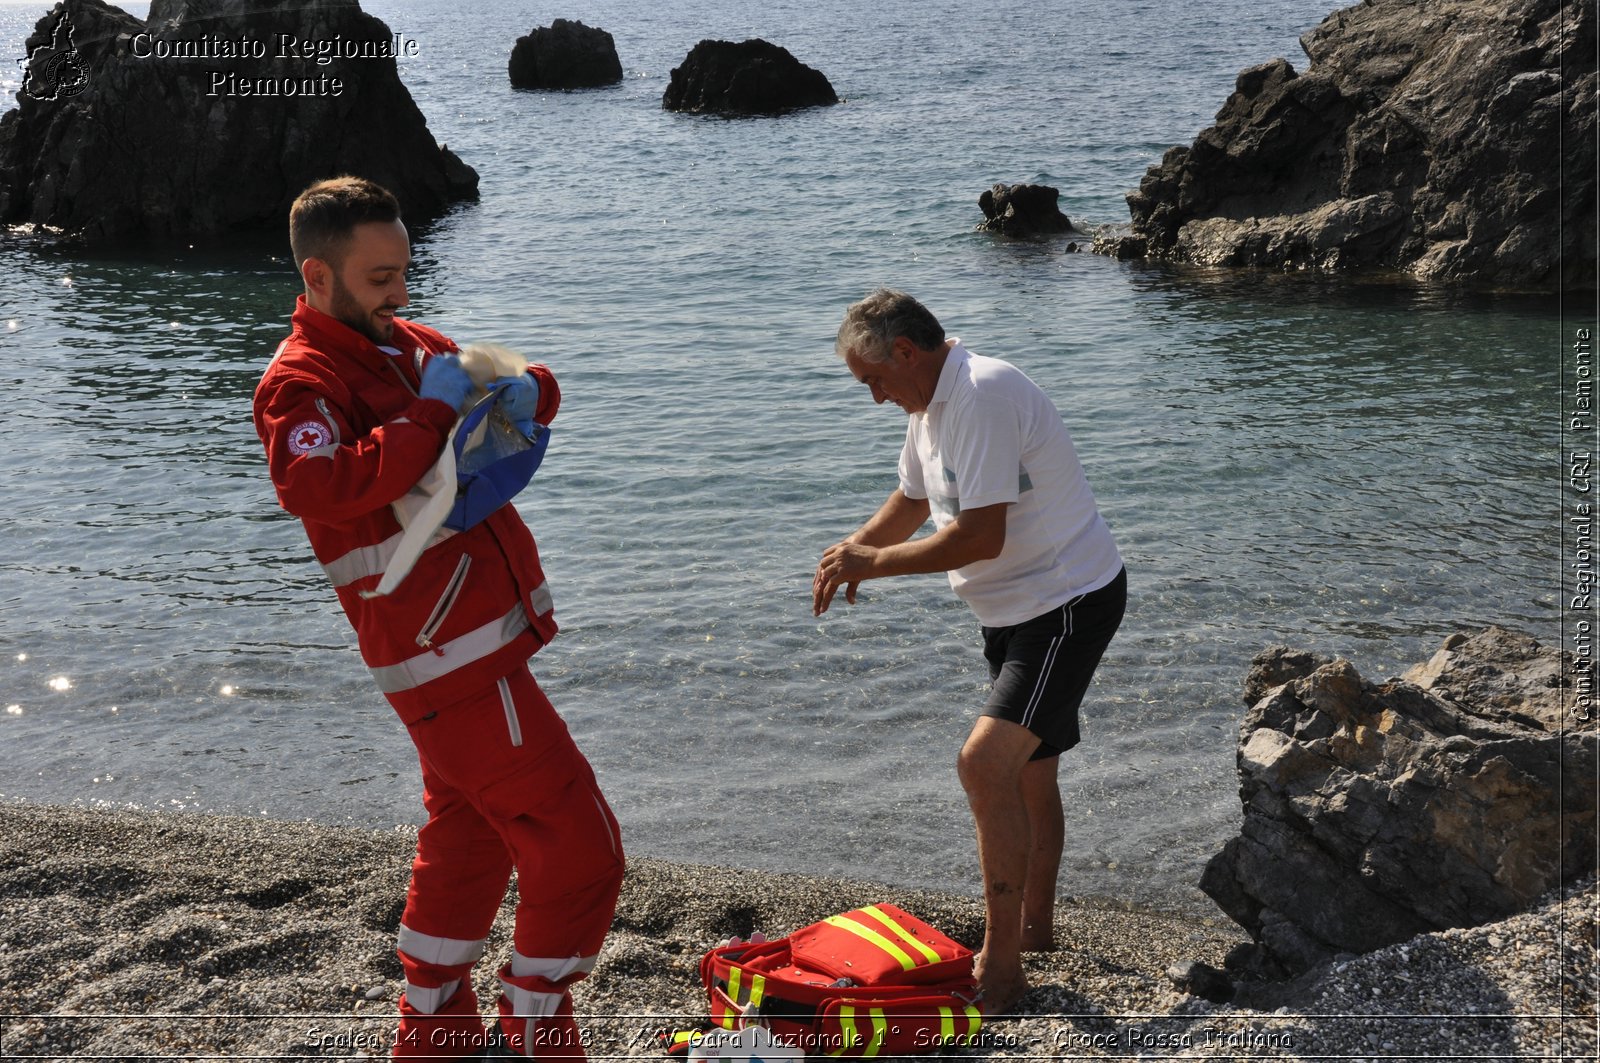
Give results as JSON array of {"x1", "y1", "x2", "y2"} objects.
[{"x1": 287, "y1": 420, "x2": 334, "y2": 456}]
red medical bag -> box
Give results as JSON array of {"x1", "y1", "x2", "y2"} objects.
[{"x1": 696, "y1": 904, "x2": 983, "y2": 1057}]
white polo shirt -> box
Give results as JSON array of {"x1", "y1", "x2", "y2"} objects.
[{"x1": 898, "y1": 340, "x2": 1123, "y2": 627}]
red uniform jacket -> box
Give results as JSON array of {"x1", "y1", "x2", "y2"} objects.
[{"x1": 253, "y1": 297, "x2": 561, "y2": 722}]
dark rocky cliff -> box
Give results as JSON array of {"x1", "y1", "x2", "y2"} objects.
[
  {"x1": 0, "y1": 0, "x2": 477, "y2": 243},
  {"x1": 1096, "y1": 0, "x2": 1595, "y2": 291}
]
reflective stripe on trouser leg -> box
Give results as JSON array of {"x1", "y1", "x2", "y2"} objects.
[
  {"x1": 394, "y1": 742, "x2": 515, "y2": 1061},
  {"x1": 396, "y1": 924, "x2": 488, "y2": 1015},
  {"x1": 496, "y1": 950, "x2": 598, "y2": 1051},
  {"x1": 393, "y1": 980, "x2": 490, "y2": 1061},
  {"x1": 496, "y1": 985, "x2": 581, "y2": 1060},
  {"x1": 401, "y1": 979, "x2": 460, "y2": 1015},
  {"x1": 489, "y1": 679, "x2": 623, "y2": 1060},
  {"x1": 398, "y1": 924, "x2": 488, "y2": 968}
]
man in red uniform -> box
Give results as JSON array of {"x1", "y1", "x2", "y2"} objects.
[{"x1": 253, "y1": 176, "x2": 623, "y2": 1061}]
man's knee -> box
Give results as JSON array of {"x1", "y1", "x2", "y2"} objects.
[
  {"x1": 957, "y1": 718, "x2": 1040, "y2": 798},
  {"x1": 956, "y1": 741, "x2": 996, "y2": 796}
]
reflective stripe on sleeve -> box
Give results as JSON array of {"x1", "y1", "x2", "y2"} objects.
[
  {"x1": 397, "y1": 924, "x2": 486, "y2": 967},
  {"x1": 530, "y1": 580, "x2": 554, "y2": 616},
  {"x1": 369, "y1": 603, "x2": 531, "y2": 694}
]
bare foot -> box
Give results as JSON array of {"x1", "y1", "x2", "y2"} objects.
[{"x1": 973, "y1": 951, "x2": 1029, "y2": 1017}]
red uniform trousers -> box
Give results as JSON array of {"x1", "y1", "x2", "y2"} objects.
[{"x1": 391, "y1": 666, "x2": 623, "y2": 1061}]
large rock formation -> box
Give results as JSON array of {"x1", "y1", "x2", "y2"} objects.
[
  {"x1": 508, "y1": 19, "x2": 622, "y2": 90},
  {"x1": 0, "y1": 0, "x2": 477, "y2": 243},
  {"x1": 662, "y1": 39, "x2": 837, "y2": 116},
  {"x1": 976, "y1": 183, "x2": 1082, "y2": 238},
  {"x1": 1201, "y1": 627, "x2": 1597, "y2": 980},
  {"x1": 1096, "y1": 0, "x2": 1596, "y2": 291}
]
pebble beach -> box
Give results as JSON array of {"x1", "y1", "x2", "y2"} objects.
[{"x1": 0, "y1": 801, "x2": 1592, "y2": 1061}]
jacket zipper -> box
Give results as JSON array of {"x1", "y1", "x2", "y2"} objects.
[
  {"x1": 385, "y1": 352, "x2": 421, "y2": 398},
  {"x1": 497, "y1": 676, "x2": 523, "y2": 748},
  {"x1": 416, "y1": 555, "x2": 471, "y2": 655},
  {"x1": 314, "y1": 397, "x2": 342, "y2": 445}
]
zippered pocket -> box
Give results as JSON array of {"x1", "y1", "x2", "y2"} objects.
[
  {"x1": 314, "y1": 397, "x2": 343, "y2": 445},
  {"x1": 416, "y1": 554, "x2": 471, "y2": 655},
  {"x1": 497, "y1": 676, "x2": 523, "y2": 748}
]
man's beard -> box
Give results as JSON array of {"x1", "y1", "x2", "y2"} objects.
[{"x1": 329, "y1": 273, "x2": 396, "y2": 344}]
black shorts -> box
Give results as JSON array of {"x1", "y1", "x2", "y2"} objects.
[{"x1": 982, "y1": 567, "x2": 1126, "y2": 760}]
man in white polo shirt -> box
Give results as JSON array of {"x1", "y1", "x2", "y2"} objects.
[{"x1": 813, "y1": 288, "x2": 1126, "y2": 1015}]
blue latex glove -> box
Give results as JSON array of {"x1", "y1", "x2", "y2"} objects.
[
  {"x1": 419, "y1": 353, "x2": 473, "y2": 411},
  {"x1": 494, "y1": 374, "x2": 539, "y2": 436}
]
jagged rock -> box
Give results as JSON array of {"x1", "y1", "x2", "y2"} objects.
[
  {"x1": 508, "y1": 19, "x2": 622, "y2": 90},
  {"x1": 662, "y1": 39, "x2": 837, "y2": 116},
  {"x1": 1089, "y1": 227, "x2": 1146, "y2": 260},
  {"x1": 976, "y1": 183, "x2": 1081, "y2": 238},
  {"x1": 1201, "y1": 628, "x2": 1598, "y2": 980},
  {"x1": 1098, "y1": 0, "x2": 1596, "y2": 291},
  {"x1": 1402, "y1": 627, "x2": 1572, "y2": 732},
  {"x1": 1165, "y1": 959, "x2": 1234, "y2": 1004},
  {"x1": 1242, "y1": 646, "x2": 1336, "y2": 706},
  {"x1": 0, "y1": 0, "x2": 477, "y2": 243}
]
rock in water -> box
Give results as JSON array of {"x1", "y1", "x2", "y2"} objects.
[
  {"x1": 662, "y1": 39, "x2": 837, "y2": 116},
  {"x1": 976, "y1": 183, "x2": 1080, "y2": 237},
  {"x1": 0, "y1": 0, "x2": 478, "y2": 243},
  {"x1": 1202, "y1": 628, "x2": 1598, "y2": 980},
  {"x1": 1096, "y1": 0, "x2": 1596, "y2": 291},
  {"x1": 508, "y1": 19, "x2": 622, "y2": 89}
]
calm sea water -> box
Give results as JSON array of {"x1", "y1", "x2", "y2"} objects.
[{"x1": 0, "y1": 0, "x2": 1564, "y2": 915}]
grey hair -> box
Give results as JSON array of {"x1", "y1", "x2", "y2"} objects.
[{"x1": 834, "y1": 288, "x2": 945, "y2": 364}]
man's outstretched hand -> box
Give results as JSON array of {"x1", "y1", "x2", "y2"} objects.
[{"x1": 813, "y1": 541, "x2": 878, "y2": 616}]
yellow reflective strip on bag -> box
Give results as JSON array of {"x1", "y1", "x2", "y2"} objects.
[
  {"x1": 857, "y1": 905, "x2": 943, "y2": 966},
  {"x1": 749, "y1": 973, "x2": 766, "y2": 1006},
  {"x1": 939, "y1": 1006, "x2": 955, "y2": 1043},
  {"x1": 829, "y1": 1005, "x2": 858, "y2": 1056},
  {"x1": 863, "y1": 1009, "x2": 887, "y2": 1058},
  {"x1": 964, "y1": 1004, "x2": 982, "y2": 1042},
  {"x1": 822, "y1": 915, "x2": 917, "y2": 971},
  {"x1": 727, "y1": 966, "x2": 742, "y2": 1003}
]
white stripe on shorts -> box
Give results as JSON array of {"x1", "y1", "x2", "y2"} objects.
[{"x1": 1020, "y1": 595, "x2": 1084, "y2": 730}]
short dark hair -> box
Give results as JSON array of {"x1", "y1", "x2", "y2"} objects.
[
  {"x1": 289, "y1": 176, "x2": 401, "y2": 269},
  {"x1": 835, "y1": 288, "x2": 946, "y2": 364}
]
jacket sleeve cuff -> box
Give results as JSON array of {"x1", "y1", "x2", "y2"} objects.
[{"x1": 529, "y1": 364, "x2": 561, "y2": 423}]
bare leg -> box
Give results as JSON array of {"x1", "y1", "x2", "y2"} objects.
[
  {"x1": 957, "y1": 717, "x2": 1042, "y2": 1016},
  {"x1": 1020, "y1": 756, "x2": 1063, "y2": 951}
]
